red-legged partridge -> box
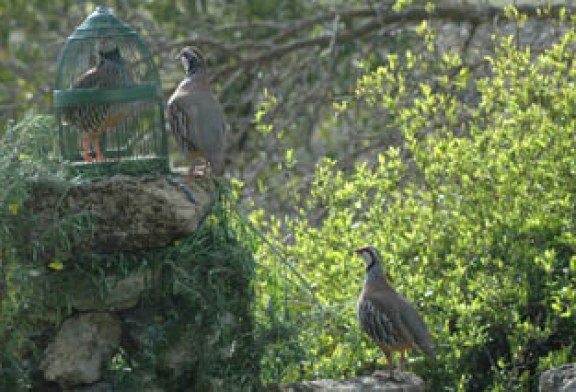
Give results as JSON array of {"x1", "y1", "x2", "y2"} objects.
[
  {"x1": 168, "y1": 47, "x2": 226, "y2": 177},
  {"x1": 63, "y1": 38, "x2": 133, "y2": 162},
  {"x1": 356, "y1": 246, "x2": 436, "y2": 380}
]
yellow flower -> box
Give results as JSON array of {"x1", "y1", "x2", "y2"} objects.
[
  {"x1": 48, "y1": 261, "x2": 64, "y2": 271},
  {"x1": 18, "y1": 153, "x2": 31, "y2": 161},
  {"x1": 8, "y1": 203, "x2": 19, "y2": 215}
]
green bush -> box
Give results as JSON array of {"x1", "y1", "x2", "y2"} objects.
[
  {"x1": 253, "y1": 23, "x2": 576, "y2": 391},
  {"x1": 0, "y1": 115, "x2": 262, "y2": 391},
  {"x1": 0, "y1": 114, "x2": 60, "y2": 390}
]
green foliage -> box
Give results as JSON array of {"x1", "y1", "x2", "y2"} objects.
[
  {"x1": 0, "y1": 114, "x2": 261, "y2": 391},
  {"x1": 252, "y1": 24, "x2": 576, "y2": 391},
  {"x1": 0, "y1": 113, "x2": 60, "y2": 390},
  {"x1": 106, "y1": 200, "x2": 261, "y2": 391}
]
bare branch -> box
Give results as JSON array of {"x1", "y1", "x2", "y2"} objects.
[{"x1": 165, "y1": 3, "x2": 576, "y2": 83}]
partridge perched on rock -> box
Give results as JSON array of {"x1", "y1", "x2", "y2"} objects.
[
  {"x1": 168, "y1": 47, "x2": 226, "y2": 177},
  {"x1": 356, "y1": 246, "x2": 436, "y2": 380},
  {"x1": 62, "y1": 38, "x2": 133, "y2": 162}
]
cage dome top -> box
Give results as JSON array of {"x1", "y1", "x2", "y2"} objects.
[{"x1": 70, "y1": 6, "x2": 135, "y2": 40}]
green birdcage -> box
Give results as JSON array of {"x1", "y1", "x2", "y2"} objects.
[{"x1": 54, "y1": 6, "x2": 168, "y2": 176}]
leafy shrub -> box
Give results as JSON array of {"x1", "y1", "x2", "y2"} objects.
[
  {"x1": 0, "y1": 113, "x2": 60, "y2": 390},
  {"x1": 253, "y1": 21, "x2": 576, "y2": 391}
]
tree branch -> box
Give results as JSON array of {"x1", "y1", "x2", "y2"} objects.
[{"x1": 166, "y1": 3, "x2": 576, "y2": 82}]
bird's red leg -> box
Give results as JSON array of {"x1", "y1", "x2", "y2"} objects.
[
  {"x1": 387, "y1": 351, "x2": 396, "y2": 381},
  {"x1": 92, "y1": 133, "x2": 105, "y2": 162},
  {"x1": 373, "y1": 349, "x2": 394, "y2": 380},
  {"x1": 390, "y1": 350, "x2": 410, "y2": 382},
  {"x1": 82, "y1": 134, "x2": 93, "y2": 162},
  {"x1": 93, "y1": 112, "x2": 125, "y2": 162}
]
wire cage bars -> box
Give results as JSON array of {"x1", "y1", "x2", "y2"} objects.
[{"x1": 54, "y1": 6, "x2": 168, "y2": 176}]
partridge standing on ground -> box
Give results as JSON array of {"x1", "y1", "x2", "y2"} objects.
[
  {"x1": 63, "y1": 39, "x2": 133, "y2": 162},
  {"x1": 168, "y1": 46, "x2": 226, "y2": 177},
  {"x1": 356, "y1": 246, "x2": 436, "y2": 380}
]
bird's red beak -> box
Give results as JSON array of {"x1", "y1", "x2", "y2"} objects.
[{"x1": 355, "y1": 247, "x2": 366, "y2": 255}]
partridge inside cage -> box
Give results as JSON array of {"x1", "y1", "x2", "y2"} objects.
[{"x1": 54, "y1": 6, "x2": 168, "y2": 176}]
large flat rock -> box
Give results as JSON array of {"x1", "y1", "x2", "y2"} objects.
[
  {"x1": 269, "y1": 373, "x2": 425, "y2": 392},
  {"x1": 26, "y1": 175, "x2": 212, "y2": 253},
  {"x1": 540, "y1": 364, "x2": 576, "y2": 392}
]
